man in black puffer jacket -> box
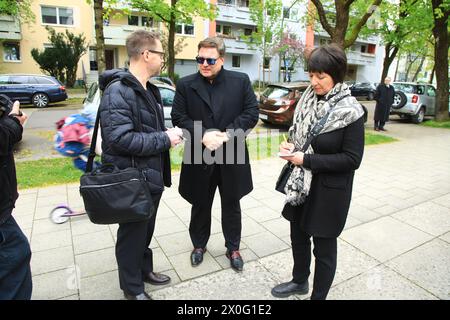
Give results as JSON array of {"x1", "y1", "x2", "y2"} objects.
[
  {"x1": 98, "y1": 30, "x2": 183, "y2": 300},
  {"x1": 0, "y1": 99, "x2": 32, "y2": 300}
]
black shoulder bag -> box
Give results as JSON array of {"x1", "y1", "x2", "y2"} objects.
[
  {"x1": 79, "y1": 84, "x2": 155, "y2": 225},
  {"x1": 275, "y1": 98, "x2": 342, "y2": 194}
]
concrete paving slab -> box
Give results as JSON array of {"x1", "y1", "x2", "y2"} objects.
[
  {"x1": 243, "y1": 231, "x2": 289, "y2": 258},
  {"x1": 259, "y1": 249, "x2": 293, "y2": 283},
  {"x1": 152, "y1": 261, "x2": 294, "y2": 300},
  {"x1": 79, "y1": 270, "x2": 123, "y2": 300},
  {"x1": 31, "y1": 246, "x2": 74, "y2": 276},
  {"x1": 242, "y1": 217, "x2": 267, "y2": 237},
  {"x1": 75, "y1": 247, "x2": 117, "y2": 278},
  {"x1": 167, "y1": 251, "x2": 222, "y2": 281},
  {"x1": 343, "y1": 215, "x2": 363, "y2": 230},
  {"x1": 72, "y1": 230, "x2": 115, "y2": 255},
  {"x1": 439, "y1": 232, "x2": 450, "y2": 244},
  {"x1": 32, "y1": 268, "x2": 79, "y2": 300},
  {"x1": 152, "y1": 247, "x2": 173, "y2": 273},
  {"x1": 153, "y1": 216, "x2": 188, "y2": 237},
  {"x1": 30, "y1": 229, "x2": 72, "y2": 252},
  {"x1": 13, "y1": 213, "x2": 34, "y2": 230},
  {"x1": 156, "y1": 230, "x2": 193, "y2": 257},
  {"x1": 432, "y1": 193, "x2": 450, "y2": 209},
  {"x1": 327, "y1": 265, "x2": 438, "y2": 300},
  {"x1": 340, "y1": 216, "x2": 433, "y2": 262},
  {"x1": 392, "y1": 202, "x2": 450, "y2": 236},
  {"x1": 32, "y1": 216, "x2": 70, "y2": 235},
  {"x1": 70, "y1": 218, "x2": 110, "y2": 236},
  {"x1": 243, "y1": 206, "x2": 280, "y2": 223},
  {"x1": 34, "y1": 204, "x2": 62, "y2": 220},
  {"x1": 386, "y1": 239, "x2": 450, "y2": 300},
  {"x1": 347, "y1": 204, "x2": 381, "y2": 223},
  {"x1": 261, "y1": 217, "x2": 290, "y2": 238},
  {"x1": 240, "y1": 195, "x2": 262, "y2": 210}
]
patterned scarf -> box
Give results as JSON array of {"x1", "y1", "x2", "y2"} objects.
[{"x1": 285, "y1": 82, "x2": 364, "y2": 206}]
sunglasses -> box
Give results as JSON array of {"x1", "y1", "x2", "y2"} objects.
[
  {"x1": 196, "y1": 56, "x2": 220, "y2": 65},
  {"x1": 142, "y1": 49, "x2": 165, "y2": 59}
]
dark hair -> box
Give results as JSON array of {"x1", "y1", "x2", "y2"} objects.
[
  {"x1": 198, "y1": 37, "x2": 226, "y2": 57},
  {"x1": 126, "y1": 30, "x2": 160, "y2": 59},
  {"x1": 307, "y1": 44, "x2": 347, "y2": 84}
]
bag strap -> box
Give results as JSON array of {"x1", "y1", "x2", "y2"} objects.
[
  {"x1": 85, "y1": 78, "x2": 142, "y2": 172},
  {"x1": 300, "y1": 94, "x2": 349, "y2": 152}
]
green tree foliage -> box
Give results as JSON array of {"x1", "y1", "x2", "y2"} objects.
[
  {"x1": 307, "y1": 0, "x2": 382, "y2": 49},
  {"x1": 31, "y1": 27, "x2": 88, "y2": 87},
  {"x1": 129, "y1": 0, "x2": 216, "y2": 81},
  {"x1": 247, "y1": 0, "x2": 283, "y2": 84},
  {"x1": 0, "y1": 0, "x2": 34, "y2": 23}
]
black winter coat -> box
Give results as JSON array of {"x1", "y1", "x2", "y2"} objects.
[
  {"x1": 284, "y1": 116, "x2": 365, "y2": 238},
  {"x1": 374, "y1": 84, "x2": 395, "y2": 122},
  {"x1": 99, "y1": 69, "x2": 171, "y2": 193},
  {"x1": 0, "y1": 115, "x2": 22, "y2": 224},
  {"x1": 171, "y1": 68, "x2": 259, "y2": 204}
]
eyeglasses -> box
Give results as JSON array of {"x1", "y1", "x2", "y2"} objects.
[
  {"x1": 196, "y1": 56, "x2": 220, "y2": 65},
  {"x1": 142, "y1": 49, "x2": 165, "y2": 59}
]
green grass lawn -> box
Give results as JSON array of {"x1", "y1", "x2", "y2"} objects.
[
  {"x1": 421, "y1": 120, "x2": 450, "y2": 129},
  {"x1": 16, "y1": 130, "x2": 396, "y2": 189}
]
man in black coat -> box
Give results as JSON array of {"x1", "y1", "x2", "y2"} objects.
[
  {"x1": 99, "y1": 30, "x2": 183, "y2": 300},
  {"x1": 0, "y1": 99, "x2": 32, "y2": 299},
  {"x1": 374, "y1": 76, "x2": 395, "y2": 131},
  {"x1": 171, "y1": 37, "x2": 259, "y2": 272}
]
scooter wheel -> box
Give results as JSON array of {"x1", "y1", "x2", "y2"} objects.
[{"x1": 50, "y1": 206, "x2": 72, "y2": 224}]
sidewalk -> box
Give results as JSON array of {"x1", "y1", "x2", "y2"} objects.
[{"x1": 13, "y1": 121, "x2": 450, "y2": 300}]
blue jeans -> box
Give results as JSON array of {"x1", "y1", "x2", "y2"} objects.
[{"x1": 0, "y1": 216, "x2": 32, "y2": 300}]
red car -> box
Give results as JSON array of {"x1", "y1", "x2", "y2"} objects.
[{"x1": 258, "y1": 82, "x2": 309, "y2": 127}]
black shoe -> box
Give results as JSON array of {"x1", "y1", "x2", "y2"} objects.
[
  {"x1": 374, "y1": 127, "x2": 380, "y2": 131},
  {"x1": 271, "y1": 280, "x2": 309, "y2": 298},
  {"x1": 191, "y1": 248, "x2": 206, "y2": 266},
  {"x1": 143, "y1": 272, "x2": 171, "y2": 285},
  {"x1": 124, "y1": 291, "x2": 152, "y2": 300},
  {"x1": 379, "y1": 127, "x2": 387, "y2": 131},
  {"x1": 226, "y1": 250, "x2": 244, "y2": 272}
]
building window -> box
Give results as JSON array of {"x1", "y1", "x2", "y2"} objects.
[
  {"x1": 142, "y1": 16, "x2": 153, "y2": 27},
  {"x1": 176, "y1": 23, "x2": 194, "y2": 35},
  {"x1": 237, "y1": 0, "x2": 249, "y2": 7},
  {"x1": 244, "y1": 28, "x2": 253, "y2": 36},
  {"x1": 232, "y1": 55, "x2": 241, "y2": 68},
  {"x1": 218, "y1": 0, "x2": 235, "y2": 5},
  {"x1": 263, "y1": 57, "x2": 270, "y2": 69},
  {"x1": 360, "y1": 45, "x2": 367, "y2": 53},
  {"x1": 3, "y1": 43, "x2": 20, "y2": 61},
  {"x1": 216, "y1": 25, "x2": 232, "y2": 37},
  {"x1": 128, "y1": 15, "x2": 139, "y2": 26},
  {"x1": 41, "y1": 6, "x2": 73, "y2": 25}
]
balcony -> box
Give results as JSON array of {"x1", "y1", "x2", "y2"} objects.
[
  {"x1": 347, "y1": 51, "x2": 376, "y2": 66},
  {"x1": 220, "y1": 37, "x2": 257, "y2": 55},
  {"x1": 0, "y1": 15, "x2": 21, "y2": 40},
  {"x1": 217, "y1": 2, "x2": 255, "y2": 26},
  {"x1": 103, "y1": 24, "x2": 158, "y2": 46}
]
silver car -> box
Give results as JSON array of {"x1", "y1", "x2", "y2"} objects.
[{"x1": 391, "y1": 82, "x2": 436, "y2": 124}]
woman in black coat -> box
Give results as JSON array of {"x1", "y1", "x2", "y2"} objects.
[{"x1": 272, "y1": 44, "x2": 365, "y2": 300}]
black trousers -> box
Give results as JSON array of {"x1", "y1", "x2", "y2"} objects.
[
  {"x1": 374, "y1": 120, "x2": 386, "y2": 129},
  {"x1": 290, "y1": 219, "x2": 337, "y2": 300},
  {"x1": 115, "y1": 193, "x2": 162, "y2": 295},
  {"x1": 0, "y1": 216, "x2": 32, "y2": 300},
  {"x1": 190, "y1": 165, "x2": 241, "y2": 251}
]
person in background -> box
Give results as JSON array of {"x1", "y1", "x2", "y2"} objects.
[
  {"x1": 272, "y1": 44, "x2": 365, "y2": 300},
  {"x1": 374, "y1": 76, "x2": 395, "y2": 131}
]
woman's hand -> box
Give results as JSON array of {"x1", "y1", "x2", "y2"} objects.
[
  {"x1": 279, "y1": 151, "x2": 304, "y2": 166},
  {"x1": 279, "y1": 141, "x2": 294, "y2": 154}
]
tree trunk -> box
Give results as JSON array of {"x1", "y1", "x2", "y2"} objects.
[
  {"x1": 380, "y1": 43, "x2": 399, "y2": 84},
  {"x1": 429, "y1": 63, "x2": 435, "y2": 84},
  {"x1": 94, "y1": 0, "x2": 106, "y2": 78},
  {"x1": 404, "y1": 53, "x2": 418, "y2": 82},
  {"x1": 167, "y1": 0, "x2": 176, "y2": 81},
  {"x1": 431, "y1": 0, "x2": 449, "y2": 120},
  {"x1": 411, "y1": 55, "x2": 425, "y2": 82}
]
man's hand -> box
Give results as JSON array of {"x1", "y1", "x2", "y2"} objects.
[
  {"x1": 9, "y1": 101, "x2": 28, "y2": 126},
  {"x1": 166, "y1": 127, "x2": 183, "y2": 148},
  {"x1": 202, "y1": 131, "x2": 228, "y2": 151}
]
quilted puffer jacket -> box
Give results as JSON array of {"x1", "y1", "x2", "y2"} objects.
[{"x1": 98, "y1": 69, "x2": 171, "y2": 193}]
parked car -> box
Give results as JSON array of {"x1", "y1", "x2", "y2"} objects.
[
  {"x1": 0, "y1": 74, "x2": 67, "y2": 108},
  {"x1": 151, "y1": 76, "x2": 175, "y2": 87},
  {"x1": 258, "y1": 82, "x2": 310, "y2": 126},
  {"x1": 83, "y1": 79, "x2": 175, "y2": 128},
  {"x1": 391, "y1": 82, "x2": 436, "y2": 123},
  {"x1": 350, "y1": 82, "x2": 376, "y2": 100},
  {"x1": 258, "y1": 82, "x2": 368, "y2": 126}
]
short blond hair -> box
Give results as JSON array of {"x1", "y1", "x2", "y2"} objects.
[{"x1": 126, "y1": 30, "x2": 160, "y2": 59}]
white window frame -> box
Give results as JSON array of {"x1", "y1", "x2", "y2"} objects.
[
  {"x1": 3, "y1": 42, "x2": 21, "y2": 62},
  {"x1": 232, "y1": 55, "x2": 241, "y2": 68},
  {"x1": 41, "y1": 6, "x2": 74, "y2": 26},
  {"x1": 176, "y1": 23, "x2": 195, "y2": 36}
]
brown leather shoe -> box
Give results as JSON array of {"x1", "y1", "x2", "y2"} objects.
[
  {"x1": 143, "y1": 272, "x2": 171, "y2": 285},
  {"x1": 226, "y1": 250, "x2": 244, "y2": 272},
  {"x1": 191, "y1": 248, "x2": 206, "y2": 266}
]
